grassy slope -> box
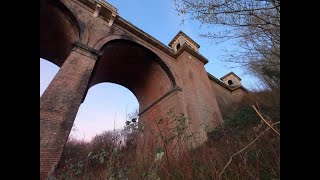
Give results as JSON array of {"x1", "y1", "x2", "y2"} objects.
[{"x1": 54, "y1": 90, "x2": 280, "y2": 180}]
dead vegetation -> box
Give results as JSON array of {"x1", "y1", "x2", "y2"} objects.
[{"x1": 54, "y1": 88, "x2": 280, "y2": 180}]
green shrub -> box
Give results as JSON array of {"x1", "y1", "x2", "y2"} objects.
[
  {"x1": 224, "y1": 105, "x2": 261, "y2": 130},
  {"x1": 207, "y1": 127, "x2": 224, "y2": 141}
]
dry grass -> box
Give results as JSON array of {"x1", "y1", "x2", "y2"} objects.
[{"x1": 54, "y1": 89, "x2": 280, "y2": 180}]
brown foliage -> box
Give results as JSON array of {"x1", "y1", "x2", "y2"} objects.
[{"x1": 55, "y1": 90, "x2": 279, "y2": 179}]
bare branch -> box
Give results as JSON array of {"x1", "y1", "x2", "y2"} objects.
[
  {"x1": 172, "y1": 0, "x2": 280, "y2": 89},
  {"x1": 252, "y1": 105, "x2": 280, "y2": 136},
  {"x1": 219, "y1": 121, "x2": 280, "y2": 177}
]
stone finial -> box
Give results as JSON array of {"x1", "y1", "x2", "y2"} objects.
[
  {"x1": 168, "y1": 31, "x2": 200, "y2": 52},
  {"x1": 220, "y1": 72, "x2": 242, "y2": 87}
]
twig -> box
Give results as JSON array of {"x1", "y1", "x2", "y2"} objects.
[
  {"x1": 252, "y1": 105, "x2": 280, "y2": 136},
  {"x1": 219, "y1": 128, "x2": 266, "y2": 177},
  {"x1": 151, "y1": 111, "x2": 171, "y2": 174},
  {"x1": 219, "y1": 121, "x2": 279, "y2": 177}
]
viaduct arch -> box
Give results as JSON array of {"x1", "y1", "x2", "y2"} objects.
[{"x1": 40, "y1": 0, "x2": 247, "y2": 179}]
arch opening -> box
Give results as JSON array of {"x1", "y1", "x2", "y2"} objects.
[
  {"x1": 228, "y1": 80, "x2": 233, "y2": 85},
  {"x1": 40, "y1": 0, "x2": 80, "y2": 67},
  {"x1": 69, "y1": 82, "x2": 139, "y2": 142},
  {"x1": 89, "y1": 39, "x2": 176, "y2": 113},
  {"x1": 176, "y1": 43, "x2": 181, "y2": 50},
  {"x1": 40, "y1": 58, "x2": 60, "y2": 97},
  {"x1": 55, "y1": 83, "x2": 139, "y2": 178}
]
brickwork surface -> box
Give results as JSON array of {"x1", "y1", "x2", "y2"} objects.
[{"x1": 40, "y1": 0, "x2": 246, "y2": 179}]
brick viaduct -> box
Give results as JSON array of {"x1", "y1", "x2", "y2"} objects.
[{"x1": 40, "y1": 0, "x2": 248, "y2": 179}]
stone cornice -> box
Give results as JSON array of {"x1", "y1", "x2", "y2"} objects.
[
  {"x1": 78, "y1": 0, "x2": 118, "y2": 26},
  {"x1": 173, "y1": 43, "x2": 208, "y2": 64},
  {"x1": 78, "y1": 0, "x2": 118, "y2": 14},
  {"x1": 72, "y1": 42, "x2": 103, "y2": 60},
  {"x1": 115, "y1": 17, "x2": 209, "y2": 65},
  {"x1": 138, "y1": 85, "x2": 182, "y2": 116},
  {"x1": 76, "y1": 1, "x2": 209, "y2": 64}
]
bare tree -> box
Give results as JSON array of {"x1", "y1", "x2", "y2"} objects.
[
  {"x1": 90, "y1": 131, "x2": 118, "y2": 153},
  {"x1": 173, "y1": 0, "x2": 280, "y2": 88},
  {"x1": 122, "y1": 109, "x2": 139, "y2": 148}
]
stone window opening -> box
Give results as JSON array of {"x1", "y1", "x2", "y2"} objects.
[
  {"x1": 176, "y1": 43, "x2": 181, "y2": 50},
  {"x1": 228, "y1": 80, "x2": 233, "y2": 85}
]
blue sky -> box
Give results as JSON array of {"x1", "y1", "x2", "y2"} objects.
[{"x1": 40, "y1": 0, "x2": 261, "y2": 141}]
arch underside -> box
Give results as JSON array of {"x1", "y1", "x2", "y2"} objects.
[
  {"x1": 40, "y1": 0, "x2": 177, "y2": 116},
  {"x1": 88, "y1": 40, "x2": 175, "y2": 113},
  {"x1": 40, "y1": 0, "x2": 80, "y2": 67}
]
